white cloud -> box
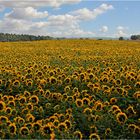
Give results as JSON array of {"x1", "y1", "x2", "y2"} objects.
[
  {"x1": 100, "y1": 26, "x2": 108, "y2": 32},
  {"x1": 0, "y1": 2, "x2": 113, "y2": 37},
  {"x1": 115, "y1": 26, "x2": 127, "y2": 37},
  {"x1": 0, "y1": 0, "x2": 81, "y2": 8},
  {"x1": 5, "y1": 7, "x2": 48, "y2": 19},
  {"x1": 70, "y1": 3, "x2": 114, "y2": 20}
]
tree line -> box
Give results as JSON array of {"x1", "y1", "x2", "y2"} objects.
[{"x1": 0, "y1": 33, "x2": 53, "y2": 42}]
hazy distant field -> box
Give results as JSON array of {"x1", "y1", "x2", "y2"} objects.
[{"x1": 0, "y1": 40, "x2": 140, "y2": 139}]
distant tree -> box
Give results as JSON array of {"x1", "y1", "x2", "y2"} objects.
[
  {"x1": 0, "y1": 33, "x2": 54, "y2": 42},
  {"x1": 119, "y1": 37, "x2": 124, "y2": 40},
  {"x1": 130, "y1": 35, "x2": 140, "y2": 40}
]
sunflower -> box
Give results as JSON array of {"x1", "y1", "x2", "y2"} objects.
[
  {"x1": 8, "y1": 123, "x2": 17, "y2": 135},
  {"x1": 105, "y1": 128, "x2": 111, "y2": 136},
  {"x1": 73, "y1": 130, "x2": 83, "y2": 139},
  {"x1": 49, "y1": 116, "x2": 57, "y2": 123},
  {"x1": 7, "y1": 101, "x2": 15, "y2": 107},
  {"x1": 103, "y1": 101, "x2": 110, "y2": 106},
  {"x1": 113, "y1": 108, "x2": 122, "y2": 115},
  {"x1": 44, "y1": 90, "x2": 51, "y2": 98},
  {"x1": 128, "y1": 124, "x2": 136, "y2": 134},
  {"x1": 64, "y1": 120, "x2": 72, "y2": 129},
  {"x1": 93, "y1": 102, "x2": 103, "y2": 112},
  {"x1": 57, "y1": 122, "x2": 67, "y2": 132},
  {"x1": 0, "y1": 101, "x2": 6, "y2": 112},
  {"x1": 133, "y1": 91, "x2": 140, "y2": 99},
  {"x1": 26, "y1": 103, "x2": 34, "y2": 110},
  {"x1": 45, "y1": 103, "x2": 52, "y2": 109},
  {"x1": 126, "y1": 105, "x2": 136, "y2": 117},
  {"x1": 11, "y1": 109, "x2": 17, "y2": 116},
  {"x1": 32, "y1": 122, "x2": 41, "y2": 132},
  {"x1": 115, "y1": 79, "x2": 122, "y2": 86},
  {"x1": 66, "y1": 108, "x2": 73, "y2": 114},
  {"x1": 12, "y1": 80, "x2": 20, "y2": 88},
  {"x1": 8, "y1": 96, "x2": 14, "y2": 101},
  {"x1": 18, "y1": 117, "x2": 25, "y2": 126},
  {"x1": 26, "y1": 113, "x2": 35, "y2": 123},
  {"x1": 83, "y1": 107, "x2": 92, "y2": 115},
  {"x1": 24, "y1": 122, "x2": 33, "y2": 131},
  {"x1": 5, "y1": 107, "x2": 12, "y2": 115},
  {"x1": 64, "y1": 86, "x2": 71, "y2": 93},
  {"x1": 19, "y1": 126, "x2": 30, "y2": 136},
  {"x1": 26, "y1": 81, "x2": 33, "y2": 87},
  {"x1": 82, "y1": 97, "x2": 90, "y2": 106},
  {"x1": 53, "y1": 105, "x2": 60, "y2": 112},
  {"x1": 41, "y1": 124, "x2": 53, "y2": 137},
  {"x1": 22, "y1": 108, "x2": 30, "y2": 115},
  {"x1": 62, "y1": 93, "x2": 68, "y2": 101},
  {"x1": 110, "y1": 105, "x2": 119, "y2": 112},
  {"x1": 23, "y1": 90, "x2": 31, "y2": 98},
  {"x1": 89, "y1": 133, "x2": 100, "y2": 140},
  {"x1": 110, "y1": 98, "x2": 118, "y2": 105},
  {"x1": 66, "y1": 96, "x2": 74, "y2": 104},
  {"x1": 134, "y1": 126, "x2": 140, "y2": 134},
  {"x1": 19, "y1": 96, "x2": 27, "y2": 105},
  {"x1": 64, "y1": 77, "x2": 71, "y2": 84},
  {"x1": 76, "y1": 99, "x2": 83, "y2": 107},
  {"x1": 53, "y1": 119, "x2": 59, "y2": 128},
  {"x1": 29, "y1": 95, "x2": 39, "y2": 105},
  {"x1": 0, "y1": 130, "x2": 6, "y2": 139},
  {"x1": 90, "y1": 125, "x2": 98, "y2": 133},
  {"x1": 50, "y1": 76, "x2": 57, "y2": 85},
  {"x1": 0, "y1": 116, "x2": 8, "y2": 123},
  {"x1": 116, "y1": 112, "x2": 128, "y2": 125},
  {"x1": 58, "y1": 114, "x2": 65, "y2": 122}
]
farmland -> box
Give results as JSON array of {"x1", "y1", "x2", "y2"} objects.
[{"x1": 0, "y1": 40, "x2": 140, "y2": 139}]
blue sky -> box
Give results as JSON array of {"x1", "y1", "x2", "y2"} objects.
[{"x1": 0, "y1": 0, "x2": 140, "y2": 38}]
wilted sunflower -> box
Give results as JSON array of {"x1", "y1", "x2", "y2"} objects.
[{"x1": 116, "y1": 112, "x2": 128, "y2": 125}]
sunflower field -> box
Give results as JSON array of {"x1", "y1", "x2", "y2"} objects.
[{"x1": 0, "y1": 39, "x2": 140, "y2": 139}]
